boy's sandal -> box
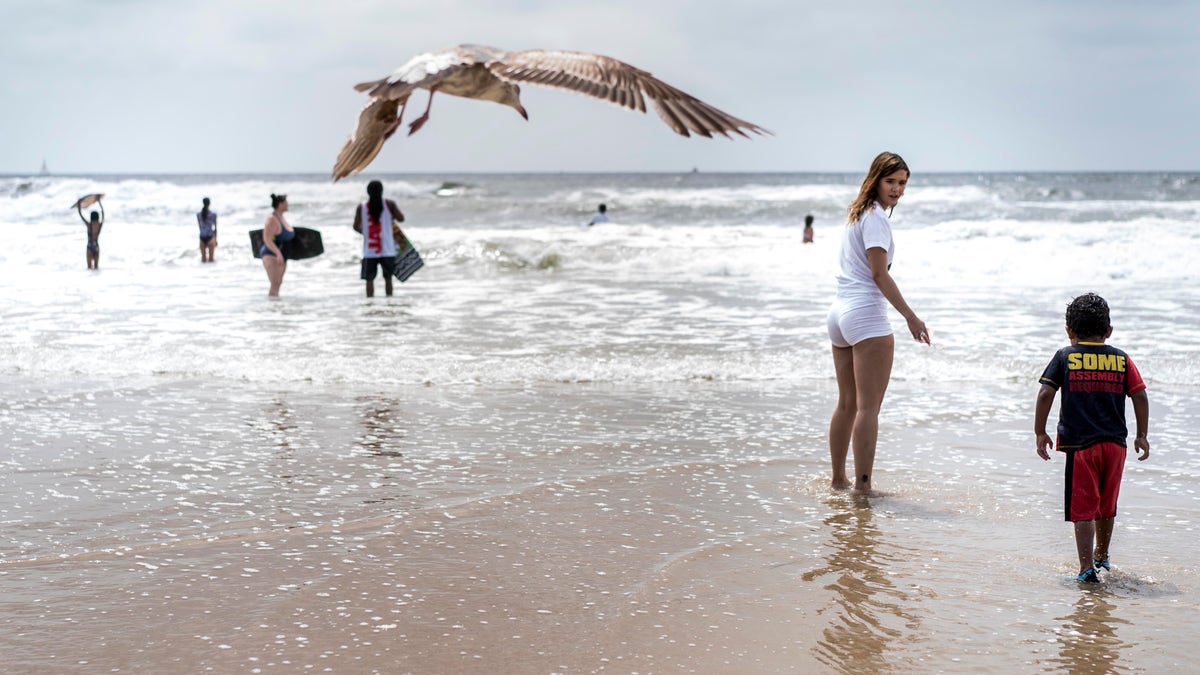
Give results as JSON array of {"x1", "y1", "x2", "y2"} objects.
[{"x1": 1093, "y1": 557, "x2": 1110, "y2": 570}]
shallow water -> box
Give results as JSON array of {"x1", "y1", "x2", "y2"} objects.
[
  {"x1": 1, "y1": 377, "x2": 1196, "y2": 672},
  {"x1": 1, "y1": 172, "x2": 1198, "y2": 671}
]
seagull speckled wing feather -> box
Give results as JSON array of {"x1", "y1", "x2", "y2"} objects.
[
  {"x1": 488, "y1": 49, "x2": 766, "y2": 138},
  {"x1": 487, "y1": 50, "x2": 650, "y2": 113},
  {"x1": 635, "y1": 72, "x2": 766, "y2": 139},
  {"x1": 332, "y1": 98, "x2": 401, "y2": 181}
]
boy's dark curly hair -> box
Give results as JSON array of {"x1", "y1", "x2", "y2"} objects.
[{"x1": 1065, "y1": 292, "x2": 1110, "y2": 338}]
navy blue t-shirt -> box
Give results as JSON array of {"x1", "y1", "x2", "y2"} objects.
[{"x1": 1039, "y1": 341, "x2": 1146, "y2": 450}]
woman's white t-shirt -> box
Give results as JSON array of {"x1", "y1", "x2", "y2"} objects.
[{"x1": 835, "y1": 201, "x2": 894, "y2": 309}]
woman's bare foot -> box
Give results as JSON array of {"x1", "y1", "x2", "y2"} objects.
[
  {"x1": 850, "y1": 486, "x2": 890, "y2": 497},
  {"x1": 831, "y1": 479, "x2": 852, "y2": 490}
]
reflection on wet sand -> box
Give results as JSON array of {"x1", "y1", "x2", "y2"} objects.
[
  {"x1": 355, "y1": 396, "x2": 405, "y2": 458},
  {"x1": 802, "y1": 497, "x2": 921, "y2": 674},
  {"x1": 1051, "y1": 590, "x2": 1130, "y2": 672},
  {"x1": 262, "y1": 397, "x2": 297, "y2": 454}
]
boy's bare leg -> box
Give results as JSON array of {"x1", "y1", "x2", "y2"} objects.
[
  {"x1": 828, "y1": 345, "x2": 856, "y2": 489},
  {"x1": 384, "y1": 275, "x2": 394, "y2": 297},
  {"x1": 1093, "y1": 517, "x2": 1115, "y2": 564},
  {"x1": 1074, "y1": 520, "x2": 1096, "y2": 574},
  {"x1": 365, "y1": 280, "x2": 375, "y2": 298}
]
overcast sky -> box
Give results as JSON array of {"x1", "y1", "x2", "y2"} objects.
[{"x1": 3, "y1": 0, "x2": 1198, "y2": 174}]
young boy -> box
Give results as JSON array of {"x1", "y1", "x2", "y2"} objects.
[{"x1": 1034, "y1": 292, "x2": 1150, "y2": 582}]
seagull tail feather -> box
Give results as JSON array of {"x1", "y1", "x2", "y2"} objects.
[{"x1": 354, "y1": 77, "x2": 390, "y2": 93}]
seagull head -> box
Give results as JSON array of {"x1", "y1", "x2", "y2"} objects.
[{"x1": 498, "y1": 83, "x2": 528, "y2": 120}]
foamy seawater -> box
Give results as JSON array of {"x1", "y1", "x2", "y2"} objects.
[{"x1": 1, "y1": 172, "x2": 1198, "y2": 671}]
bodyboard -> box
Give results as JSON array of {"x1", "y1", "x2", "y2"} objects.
[
  {"x1": 72, "y1": 193, "x2": 104, "y2": 210},
  {"x1": 249, "y1": 227, "x2": 324, "y2": 260},
  {"x1": 394, "y1": 235, "x2": 424, "y2": 282}
]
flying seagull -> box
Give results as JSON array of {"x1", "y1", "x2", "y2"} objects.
[{"x1": 332, "y1": 44, "x2": 770, "y2": 180}]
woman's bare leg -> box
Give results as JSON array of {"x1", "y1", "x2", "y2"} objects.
[
  {"x1": 263, "y1": 257, "x2": 285, "y2": 297},
  {"x1": 829, "y1": 345, "x2": 856, "y2": 489},
  {"x1": 849, "y1": 334, "x2": 894, "y2": 494}
]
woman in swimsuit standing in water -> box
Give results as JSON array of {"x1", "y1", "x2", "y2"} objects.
[
  {"x1": 825, "y1": 152, "x2": 930, "y2": 495},
  {"x1": 260, "y1": 193, "x2": 295, "y2": 297},
  {"x1": 77, "y1": 200, "x2": 104, "y2": 270},
  {"x1": 197, "y1": 197, "x2": 218, "y2": 263}
]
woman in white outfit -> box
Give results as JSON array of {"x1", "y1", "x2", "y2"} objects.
[{"x1": 826, "y1": 151, "x2": 930, "y2": 494}]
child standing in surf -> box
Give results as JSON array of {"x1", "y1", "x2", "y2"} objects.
[
  {"x1": 77, "y1": 199, "x2": 104, "y2": 270},
  {"x1": 1034, "y1": 292, "x2": 1150, "y2": 583}
]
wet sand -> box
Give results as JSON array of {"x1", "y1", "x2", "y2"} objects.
[{"x1": 1, "y1": 377, "x2": 1196, "y2": 673}]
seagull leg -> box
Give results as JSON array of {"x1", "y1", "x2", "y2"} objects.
[
  {"x1": 383, "y1": 98, "x2": 409, "y2": 140},
  {"x1": 408, "y1": 87, "x2": 438, "y2": 136}
]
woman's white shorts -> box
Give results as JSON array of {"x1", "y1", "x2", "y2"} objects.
[{"x1": 826, "y1": 300, "x2": 892, "y2": 348}]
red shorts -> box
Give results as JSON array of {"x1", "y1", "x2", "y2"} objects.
[{"x1": 1063, "y1": 441, "x2": 1127, "y2": 521}]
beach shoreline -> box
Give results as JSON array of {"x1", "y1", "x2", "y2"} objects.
[{"x1": 2, "y1": 374, "x2": 1195, "y2": 672}]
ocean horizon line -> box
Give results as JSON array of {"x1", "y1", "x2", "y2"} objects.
[{"x1": 4, "y1": 169, "x2": 1200, "y2": 179}]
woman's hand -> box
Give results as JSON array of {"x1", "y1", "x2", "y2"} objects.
[{"x1": 906, "y1": 316, "x2": 930, "y2": 344}]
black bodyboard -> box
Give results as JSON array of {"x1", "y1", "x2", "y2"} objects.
[{"x1": 250, "y1": 227, "x2": 324, "y2": 260}]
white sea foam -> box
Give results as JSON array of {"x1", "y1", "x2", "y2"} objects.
[{"x1": 1, "y1": 172, "x2": 1198, "y2": 386}]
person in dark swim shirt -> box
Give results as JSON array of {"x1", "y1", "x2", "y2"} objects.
[{"x1": 1034, "y1": 292, "x2": 1150, "y2": 583}]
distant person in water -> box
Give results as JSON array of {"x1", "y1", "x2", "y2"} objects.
[
  {"x1": 77, "y1": 200, "x2": 104, "y2": 270},
  {"x1": 803, "y1": 214, "x2": 815, "y2": 243},
  {"x1": 353, "y1": 180, "x2": 406, "y2": 297},
  {"x1": 260, "y1": 193, "x2": 294, "y2": 297},
  {"x1": 197, "y1": 197, "x2": 218, "y2": 263},
  {"x1": 588, "y1": 203, "x2": 609, "y2": 226}
]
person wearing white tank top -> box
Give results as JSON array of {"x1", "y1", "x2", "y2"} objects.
[{"x1": 353, "y1": 180, "x2": 407, "y2": 297}]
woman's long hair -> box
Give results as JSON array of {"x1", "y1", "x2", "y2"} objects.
[
  {"x1": 366, "y1": 180, "x2": 384, "y2": 222},
  {"x1": 200, "y1": 197, "x2": 211, "y2": 220},
  {"x1": 847, "y1": 152, "x2": 909, "y2": 224}
]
